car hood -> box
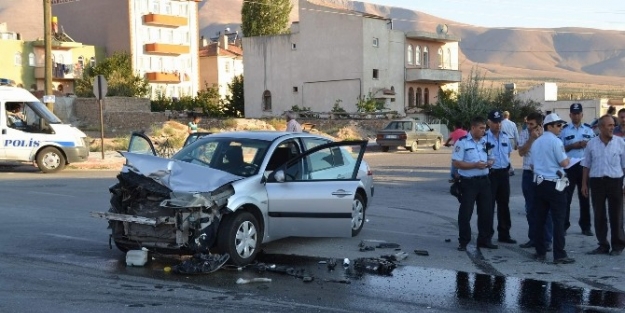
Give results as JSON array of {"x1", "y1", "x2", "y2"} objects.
[{"x1": 121, "y1": 152, "x2": 244, "y2": 193}]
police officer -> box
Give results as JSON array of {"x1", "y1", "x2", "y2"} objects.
[
  {"x1": 485, "y1": 110, "x2": 516, "y2": 244},
  {"x1": 530, "y1": 113, "x2": 575, "y2": 264},
  {"x1": 452, "y1": 116, "x2": 497, "y2": 251},
  {"x1": 560, "y1": 103, "x2": 595, "y2": 236}
]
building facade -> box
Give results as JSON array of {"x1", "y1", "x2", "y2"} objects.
[
  {"x1": 242, "y1": 0, "x2": 461, "y2": 118},
  {"x1": 52, "y1": 0, "x2": 201, "y2": 99},
  {"x1": 199, "y1": 32, "x2": 243, "y2": 99}
]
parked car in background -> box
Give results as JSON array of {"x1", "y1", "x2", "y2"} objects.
[
  {"x1": 375, "y1": 119, "x2": 444, "y2": 152},
  {"x1": 93, "y1": 131, "x2": 373, "y2": 266}
]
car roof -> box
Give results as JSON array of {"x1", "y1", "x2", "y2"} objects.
[
  {"x1": 205, "y1": 131, "x2": 330, "y2": 142},
  {"x1": 389, "y1": 118, "x2": 416, "y2": 122},
  {"x1": 0, "y1": 86, "x2": 40, "y2": 102}
]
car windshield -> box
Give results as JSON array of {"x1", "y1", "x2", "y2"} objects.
[
  {"x1": 173, "y1": 137, "x2": 271, "y2": 177},
  {"x1": 384, "y1": 121, "x2": 413, "y2": 131}
]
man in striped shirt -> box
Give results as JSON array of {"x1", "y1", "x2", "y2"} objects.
[{"x1": 581, "y1": 115, "x2": 625, "y2": 256}]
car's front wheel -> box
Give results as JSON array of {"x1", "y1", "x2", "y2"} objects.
[
  {"x1": 217, "y1": 211, "x2": 261, "y2": 266},
  {"x1": 433, "y1": 138, "x2": 442, "y2": 150},
  {"x1": 351, "y1": 193, "x2": 366, "y2": 237},
  {"x1": 36, "y1": 147, "x2": 66, "y2": 173}
]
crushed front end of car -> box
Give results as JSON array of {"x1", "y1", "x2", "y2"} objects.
[{"x1": 91, "y1": 152, "x2": 241, "y2": 254}]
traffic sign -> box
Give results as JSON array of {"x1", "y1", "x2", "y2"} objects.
[{"x1": 92, "y1": 75, "x2": 108, "y2": 100}]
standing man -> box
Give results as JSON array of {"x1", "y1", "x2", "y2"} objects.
[
  {"x1": 485, "y1": 110, "x2": 516, "y2": 244},
  {"x1": 285, "y1": 111, "x2": 303, "y2": 132},
  {"x1": 445, "y1": 122, "x2": 468, "y2": 182},
  {"x1": 518, "y1": 112, "x2": 553, "y2": 251},
  {"x1": 502, "y1": 111, "x2": 520, "y2": 176},
  {"x1": 560, "y1": 103, "x2": 595, "y2": 236},
  {"x1": 613, "y1": 108, "x2": 625, "y2": 137},
  {"x1": 452, "y1": 116, "x2": 497, "y2": 251},
  {"x1": 581, "y1": 115, "x2": 625, "y2": 256},
  {"x1": 530, "y1": 113, "x2": 574, "y2": 264},
  {"x1": 188, "y1": 116, "x2": 201, "y2": 134}
]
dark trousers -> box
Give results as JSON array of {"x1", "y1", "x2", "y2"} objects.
[
  {"x1": 589, "y1": 177, "x2": 625, "y2": 251},
  {"x1": 458, "y1": 176, "x2": 493, "y2": 245},
  {"x1": 564, "y1": 163, "x2": 592, "y2": 231},
  {"x1": 534, "y1": 181, "x2": 568, "y2": 259},
  {"x1": 522, "y1": 170, "x2": 553, "y2": 244},
  {"x1": 489, "y1": 169, "x2": 511, "y2": 239}
]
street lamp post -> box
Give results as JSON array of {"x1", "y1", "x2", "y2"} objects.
[{"x1": 43, "y1": 0, "x2": 54, "y2": 111}]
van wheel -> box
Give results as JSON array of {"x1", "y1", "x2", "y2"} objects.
[
  {"x1": 36, "y1": 147, "x2": 66, "y2": 173},
  {"x1": 217, "y1": 211, "x2": 261, "y2": 266}
]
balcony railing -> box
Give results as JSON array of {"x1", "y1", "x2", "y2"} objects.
[
  {"x1": 143, "y1": 13, "x2": 188, "y2": 27},
  {"x1": 145, "y1": 72, "x2": 180, "y2": 83},
  {"x1": 405, "y1": 68, "x2": 461, "y2": 83},
  {"x1": 144, "y1": 43, "x2": 189, "y2": 55}
]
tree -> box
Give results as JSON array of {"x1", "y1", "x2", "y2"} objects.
[
  {"x1": 74, "y1": 51, "x2": 149, "y2": 98},
  {"x1": 241, "y1": 0, "x2": 292, "y2": 37},
  {"x1": 222, "y1": 75, "x2": 244, "y2": 117},
  {"x1": 195, "y1": 83, "x2": 223, "y2": 116}
]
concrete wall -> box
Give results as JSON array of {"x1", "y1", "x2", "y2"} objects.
[
  {"x1": 517, "y1": 82, "x2": 558, "y2": 102},
  {"x1": 540, "y1": 99, "x2": 619, "y2": 124}
]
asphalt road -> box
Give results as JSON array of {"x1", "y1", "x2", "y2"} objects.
[{"x1": 1, "y1": 148, "x2": 625, "y2": 312}]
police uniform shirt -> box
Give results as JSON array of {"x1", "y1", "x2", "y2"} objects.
[
  {"x1": 485, "y1": 130, "x2": 512, "y2": 169},
  {"x1": 559, "y1": 123, "x2": 595, "y2": 159},
  {"x1": 530, "y1": 131, "x2": 568, "y2": 180},
  {"x1": 452, "y1": 133, "x2": 489, "y2": 177}
]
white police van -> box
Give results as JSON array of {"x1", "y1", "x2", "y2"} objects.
[{"x1": 0, "y1": 86, "x2": 89, "y2": 172}]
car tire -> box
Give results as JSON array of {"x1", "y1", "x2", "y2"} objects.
[
  {"x1": 351, "y1": 193, "x2": 366, "y2": 237},
  {"x1": 408, "y1": 141, "x2": 418, "y2": 152},
  {"x1": 36, "y1": 147, "x2": 66, "y2": 173},
  {"x1": 433, "y1": 138, "x2": 441, "y2": 150},
  {"x1": 217, "y1": 211, "x2": 261, "y2": 266},
  {"x1": 381, "y1": 146, "x2": 390, "y2": 152}
]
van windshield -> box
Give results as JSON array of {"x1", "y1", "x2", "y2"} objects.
[{"x1": 24, "y1": 101, "x2": 62, "y2": 124}]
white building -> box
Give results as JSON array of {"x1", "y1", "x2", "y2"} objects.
[
  {"x1": 199, "y1": 32, "x2": 244, "y2": 99},
  {"x1": 52, "y1": 0, "x2": 201, "y2": 99},
  {"x1": 242, "y1": 0, "x2": 461, "y2": 118}
]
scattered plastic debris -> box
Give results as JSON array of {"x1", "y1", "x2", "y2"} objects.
[
  {"x1": 359, "y1": 245, "x2": 375, "y2": 252},
  {"x1": 445, "y1": 239, "x2": 451, "y2": 243},
  {"x1": 376, "y1": 242, "x2": 401, "y2": 249},
  {"x1": 324, "y1": 278, "x2": 351, "y2": 284},
  {"x1": 343, "y1": 258, "x2": 350, "y2": 267},
  {"x1": 327, "y1": 259, "x2": 337, "y2": 271},
  {"x1": 236, "y1": 278, "x2": 272, "y2": 284},
  {"x1": 126, "y1": 248, "x2": 149, "y2": 266},
  {"x1": 318, "y1": 260, "x2": 327, "y2": 264},
  {"x1": 353, "y1": 257, "x2": 397, "y2": 276},
  {"x1": 381, "y1": 251, "x2": 409, "y2": 262},
  {"x1": 172, "y1": 253, "x2": 229, "y2": 274},
  {"x1": 163, "y1": 266, "x2": 172, "y2": 273},
  {"x1": 414, "y1": 250, "x2": 430, "y2": 256},
  {"x1": 302, "y1": 276, "x2": 314, "y2": 283}
]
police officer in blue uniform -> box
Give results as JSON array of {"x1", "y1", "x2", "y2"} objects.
[
  {"x1": 452, "y1": 116, "x2": 497, "y2": 251},
  {"x1": 485, "y1": 110, "x2": 516, "y2": 244},
  {"x1": 530, "y1": 113, "x2": 575, "y2": 264},
  {"x1": 560, "y1": 103, "x2": 595, "y2": 236}
]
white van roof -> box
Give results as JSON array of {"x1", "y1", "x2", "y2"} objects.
[{"x1": 0, "y1": 86, "x2": 40, "y2": 102}]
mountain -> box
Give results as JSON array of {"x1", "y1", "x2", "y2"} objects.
[{"x1": 4, "y1": 0, "x2": 625, "y2": 89}]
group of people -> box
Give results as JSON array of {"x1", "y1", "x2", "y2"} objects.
[{"x1": 450, "y1": 103, "x2": 625, "y2": 264}]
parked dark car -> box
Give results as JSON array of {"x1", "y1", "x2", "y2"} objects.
[{"x1": 375, "y1": 119, "x2": 444, "y2": 152}]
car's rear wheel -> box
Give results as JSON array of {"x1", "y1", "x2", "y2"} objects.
[
  {"x1": 381, "y1": 146, "x2": 390, "y2": 152},
  {"x1": 36, "y1": 147, "x2": 66, "y2": 173},
  {"x1": 351, "y1": 193, "x2": 366, "y2": 237},
  {"x1": 433, "y1": 138, "x2": 441, "y2": 150},
  {"x1": 408, "y1": 141, "x2": 418, "y2": 152},
  {"x1": 217, "y1": 211, "x2": 261, "y2": 266}
]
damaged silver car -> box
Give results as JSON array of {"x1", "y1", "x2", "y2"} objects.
[{"x1": 93, "y1": 132, "x2": 371, "y2": 266}]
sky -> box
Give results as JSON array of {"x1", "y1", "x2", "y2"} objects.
[{"x1": 363, "y1": 0, "x2": 625, "y2": 30}]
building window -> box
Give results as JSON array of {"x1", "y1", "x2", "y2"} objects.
[
  {"x1": 372, "y1": 37, "x2": 379, "y2": 47},
  {"x1": 408, "y1": 87, "x2": 414, "y2": 107},
  {"x1": 180, "y1": 2, "x2": 188, "y2": 16},
  {"x1": 14, "y1": 52, "x2": 22, "y2": 66},
  {"x1": 225, "y1": 61, "x2": 230, "y2": 73},
  {"x1": 57, "y1": 54, "x2": 64, "y2": 64},
  {"x1": 447, "y1": 48, "x2": 452, "y2": 69},
  {"x1": 28, "y1": 53, "x2": 35, "y2": 66},
  {"x1": 263, "y1": 90, "x2": 272, "y2": 111},
  {"x1": 390, "y1": 86, "x2": 395, "y2": 102},
  {"x1": 78, "y1": 56, "x2": 84, "y2": 68},
  {"x1": 407, "y1": 45, "x2": 413, "y2": 65},
  {"x1": 164, "y1": 2, "x2": 171, "y2": 14},
  {"x1": 151, "y1": 0, "x2": 160, "y2": 13},
  {"x1": 293, "y1": 86, "x2": 298, "y2": 92},
  {"x1": 291, "y1": 43, "x2": 297, "y2": 50},
  {"x1": 423, "y1": 46, "x2": 429, "y2": 68},
  {"x1": 90, "y1": 57, "x2": 96, "y2": 67},
  {"x1": 372, "y1": 69, "x2": 379, "y2": 80},
  {"x1": 438, "y1": 48, "x2": 444, "y2": 68},
  {"x1": 415, "y1": 45, "x2": 421, "y2": 66},
  {"x1": 424, "y1": 88, "x2": 430, "y2": 105},
  {"x1": 416, "y1": 87, "x2": 422, "y2": 106}
]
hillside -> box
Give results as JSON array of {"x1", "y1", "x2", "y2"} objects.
[{"x1": 3, "y1": 0, "x2": 625, "y2": 94}]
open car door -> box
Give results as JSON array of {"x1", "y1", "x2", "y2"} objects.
[
  {"x1": 183, "y1": 132, "x2": 213, "y2": 147},
  {"x1": 127, "y1": 131, "x2": 156, "y2": 156},
  {"x1": 265, "y1": 140, "x2": 367, "y2": 239}
]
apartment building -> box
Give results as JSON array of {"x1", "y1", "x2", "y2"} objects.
[
  {"x1": 199, "y1": 31, "x2": 244, "y2": 99},
  {"x1": 242, "y1": 0, "x2": 461, "y2": 118},
  {"x1": 52, "y1": 0, "x2": 201, "y2": 98}
]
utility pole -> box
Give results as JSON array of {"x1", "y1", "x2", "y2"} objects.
[{"x1": 44, "y1": 0, "x2": 54, "y2": 111}]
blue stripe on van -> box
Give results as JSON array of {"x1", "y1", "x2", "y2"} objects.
[{"x1": 53, "y1": 141, "x2": 76, "y2": 147}]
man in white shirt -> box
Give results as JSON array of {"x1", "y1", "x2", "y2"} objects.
[
  {"x1": 285, "y1": 112, "x2": 303, "y2": 132},
  {"x1": 502, "y1": 111, "x2": 519, "y2": 175}
]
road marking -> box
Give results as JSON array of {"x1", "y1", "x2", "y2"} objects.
[{"x1": 28, "y1": 191, "x2": 76, "y2": 198}]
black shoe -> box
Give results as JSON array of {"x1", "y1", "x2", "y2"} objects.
[
  {"x1": 477, "y1": 242, "x2": 498, "y2": 249},
  {"x1": 534, "y1": 254, "x2": 546, "y2": 262},
  {"x1": 498, "y1": 237, "x2": 517, "y2": 244},
  {"x1": 553, "y1": 257, "x2": 575, "y2": 264},
  {"x1": 587, "y1": 247, "x2": 610, "y2": 255},
  {"x1": 457, "y1": 244, "x2": 467, "y2": 251},
  {"x1": 546, "y1": 244, "x2": 553, "y2": 252},
  {"x1": 519, "y1": 241, "x2": 534, "y2": 248},
  {"x1": 610, "y1": 249, "x2": 623, "y2": 256},
  {"x1": 582, "y1": 230, "x2": 594, "y2": 236}
]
